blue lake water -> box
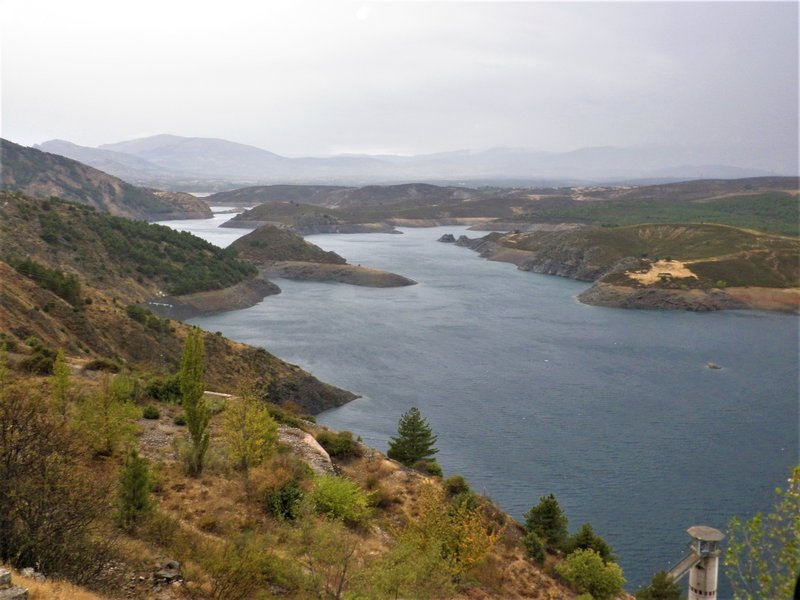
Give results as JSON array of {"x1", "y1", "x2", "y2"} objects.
[{"x1": 165, "y1": 214, "x2": 799, "y2": 595}]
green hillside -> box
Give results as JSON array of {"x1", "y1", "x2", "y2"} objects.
[{"x1": 0, "y1": 192, "x2": 255, "y2": 296}]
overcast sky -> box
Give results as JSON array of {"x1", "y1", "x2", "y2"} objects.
[{"x1": 1, "y1": 0, "x2": 797, "y2": 170}]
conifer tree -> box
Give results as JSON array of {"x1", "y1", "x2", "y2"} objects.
[
  {"x1": 525, "y1": 493, "x2": 568, "y2": 552},
  {"x1": 387, "y1": 407, "x2": 438, "y2": 466},
  {"x1": 117, "y1": 448, "x2": 152, "y2": 531},
  {"x1": 180, "y1": 327, "x2": 209, "y2": 475}
]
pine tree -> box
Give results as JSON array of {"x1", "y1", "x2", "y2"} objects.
[
  {"x1": 387, "y1": 407, "x2": 438, "y2": 467},
  {"x1": 180, "y1": 328, "x2": 209, "y2": 476},
  {"x1": 525, "y1": 493, "x2": 568, "y2": 552},
  {"x1": 118, "y1": 448, "x2": 152, "y2": 531}
]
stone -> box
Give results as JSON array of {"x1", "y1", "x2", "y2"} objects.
[
  {"x1": 0, "y1": 570, "x2": 11, "y2": 588},
  {"x1": 438, "y1": 233, "x2": 456, "y2": 243}
]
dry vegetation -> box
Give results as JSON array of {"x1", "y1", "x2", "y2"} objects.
[{"x1": 0, "y1": 341, "x2": 576, "y2": 600}]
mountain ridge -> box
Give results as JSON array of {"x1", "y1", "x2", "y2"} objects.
[{"x1": 35, "y1": 134, "x2": 788, "y2": 188}]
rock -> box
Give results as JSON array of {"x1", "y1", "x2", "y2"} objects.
[
  {"x1": 457, "y1": 235, "x2": 471, "y2": 244},
  {"x1": 707, "y1": 363, "x2": 722, "y2": 370},
  {"x1": 153, "y1": 560, "x2": 182, "y2": 584},
  {"x1": 0, "y1": 568, "x2": 29, "y2": 600},
  {"x1": 438, "y1": 233, "x2": 456, "y2": 243},
  {"x1": 278, "y1": 425, "x2": 336, "y2": 475}
]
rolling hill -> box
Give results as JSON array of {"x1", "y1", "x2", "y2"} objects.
[
  {"x1": 0, "y1": 191, "x2": 355, "y2": 411},
  {"x1": 1, "y1": 139, "x2": 211, "y2": 220}
]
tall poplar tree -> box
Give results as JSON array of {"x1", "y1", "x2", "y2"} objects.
[
  {"x1": 180, "y1": 327, "x2": 209, "y2": 476},
  {"x1": 387, "y1": 407, "x2": 438, "y2": 466}
]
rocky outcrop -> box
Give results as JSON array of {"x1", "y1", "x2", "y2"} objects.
[
  {"x1": 260, "y1": 262, "x2": 417, "y2": 287},
  {"x1": 577, "y1": 283, "x2": 748, "y2": 311},
  {"x1": 438, "y1": 233, "x2": 456, "y2": 243},
  {"x1": 278, "y1": 426, "x2": 335, "y2": 475}
]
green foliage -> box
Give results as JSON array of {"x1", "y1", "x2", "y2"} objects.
[
  {"x1": 724, "y1": 465, "x2": 800, "y2": 600},
  {"x1": 523, "y1": 530, "x2": 546, "y2": 563},
  {"x1": 400, "y1": 483, "x2": 504, "y2": 580},
  {"x1": 173, "y1": 413, "x2": 186, "y2": 426},
  {"x1": 444, "y1": 474, "x2": 470, "y2": 496},
  {"x1": 223, "y1": 392, "x2": 278, "y2": 473},
  {"x1": 413, "y1": 459, "x2": 443, "y2": 477},
  {"x1": 19, "y1": 338, "x2": 56, "y2": 375},
  {"x1": 117, "y1": 448, "x2": 152, "y2": 531},
  {"x1": 311, "y1": 475, "x2": 372, "y2": 526},
  {"x1": 83, "y1": 211, "x2": 256, "y2": 295},
  {"x1": 264, "y1": 480, "x2": 305, "y2": 522},
  {"x1": 515, "y1": 191, "x2": 800, "y2": 236},
  {"x1": 146, "y1": 374, "x2": 181, "y2": 402},
  {"x1": 317, "y1": 430, "x2": 361, "y2": 458},
  {"x1": 75, "y1": 384, "x2": 139, "y2": 457},
  {"x1": 10, "y1": 258, "x2": 82, "y2": 306},
  {"x1": 142, "y1": 405, "x2": 160, "y2": 419},
  {"x1": 295, "y1": 518, "x2": 360, "y2": 599},
  {"x1": 126, "y1": 304, "x2": 172, "y2": 332},
  {"x1": 386, "y1": 406, "x2": 438, "y2": 467},
  {"x1": 51, "y1": 349, "x2": 71, "y2": 414},
  {"x1": 0, "y1": 377, "x2": 114, "y2": 582},
  {"x1": 555, "y1": 548, "x2": 626, "y2": 600},
  {"x1": 180, "y1": 328, "x2": 209, "y2": 476},
  {"x1": 525, "y1": 493, "x2": 568, "y2": 553},
  {"x1": 634, "y1": 571, "x2": 683, "y2": 600},
  {"x1": 361, "y1": 537, "x2": 455, "y2": 599},
  {"x1": 565, "y1": 523, "x2": 616, "y2": 563}
]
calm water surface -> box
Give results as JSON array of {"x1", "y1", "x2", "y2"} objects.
[{"x1": 165, "y1": 214, "x2": 799, "y2": 594}]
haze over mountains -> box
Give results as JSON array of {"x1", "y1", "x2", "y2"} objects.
[{"x1": 34, "y1": 135, "x2": 785, "y2": 190}]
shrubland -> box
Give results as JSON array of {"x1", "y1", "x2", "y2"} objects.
[{"x1": 0, "y1": 340, "x2": 582, "y2": 599}]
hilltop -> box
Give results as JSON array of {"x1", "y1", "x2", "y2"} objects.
[
  {"x1": 451, "y1": 223, "x2": 800, "y2": 312},
  {"x1": 0, "y1": 139, "x2": 211, "y2": 220},
  {"x1": 230, "y1": 225, "x2": 417, "y2": 287}
]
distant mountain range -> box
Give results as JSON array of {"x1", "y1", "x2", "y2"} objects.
[{"x1": 34, "y1": 135, "x2": 786, "y2": 190}]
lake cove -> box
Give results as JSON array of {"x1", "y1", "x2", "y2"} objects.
[{"x1": 172, "y1": 217, "x2": 798, "y2": 595}]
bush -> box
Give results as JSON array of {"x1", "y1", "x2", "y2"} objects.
[
  {"x1": 310, "y1": 475, "x2": 372, "y2": 526},
  {"x1": 555, "y1": 549, "x2": 625, "y2": 600},
  {"x1": 83, "y1": 358, "x2": 121, "y2": 373},
  {"x1": 634, "y1": 571, "x2": 682, "y2": 600},
  {"x1": 263, "y1": 480, "x2": 305, "y2": 521},
  {"x1": 524, "y1": 530, "x2": 546, "y2": 563},
  {"x1": 564, "y1": 523, "x2": 615, "y2": 563},
  {"x1": 316, "y1": 430, "x2": 361, "y2": 458},
  {"x1": 142, "y1": 405, "x2": 160, "y2": 419},
  {"x1": 173, "y1": 413, "x2": 186, "y2": 426},
  {"x1": 146, "y1": 375, "x2": 181, "y2": 402},
  {"x1": 412, "y1": 459, "x2": 442, "y2": 477},
  {"x1": 444, "y1": 475, "x2": 470, "y2": 496}
]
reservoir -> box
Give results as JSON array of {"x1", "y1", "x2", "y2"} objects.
[{"x1": 166, "y1": 213, "x2": 799, "y2": 594}]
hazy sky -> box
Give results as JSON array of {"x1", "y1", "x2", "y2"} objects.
[{"x1": 1, "y1": 0, "x2": 797, "y2": 168}]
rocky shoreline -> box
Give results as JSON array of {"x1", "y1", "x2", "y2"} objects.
[
  {"x1": 261, "y1": 261, "x2": 417, "y2": 287},
  {"x1": 444, "y1": 233, "x2": 800, "y2": 313},
  {"x1": 145, "y1": 277, "x2": 280, "y2": 320}
]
